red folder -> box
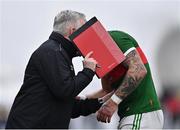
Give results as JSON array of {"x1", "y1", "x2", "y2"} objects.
[{"x1": 69, "y1": 17, "x2": 125, "y2": 78}]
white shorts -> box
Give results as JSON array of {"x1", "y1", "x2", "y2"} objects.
[{"x1": 118, "y1": 110, "x2": 164, "y2": 129}]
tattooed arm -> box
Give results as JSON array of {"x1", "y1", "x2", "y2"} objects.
[
  {"x1": 96, "y1": 50, "x2": 147, "y2": 123},
  {"x1": 114, "y1": 49, "x2": 147, "y2": 100}
]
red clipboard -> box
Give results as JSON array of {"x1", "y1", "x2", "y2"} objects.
[{"x1": 69, "y1": 17, "x2": 125, "y2": 78}]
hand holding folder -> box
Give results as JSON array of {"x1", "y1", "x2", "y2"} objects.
[{"x1": 83, "y1": 51, "x2": 98, "y2": 72}]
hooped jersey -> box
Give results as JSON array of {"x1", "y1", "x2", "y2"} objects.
[{"x1": 108, "y1": 31, "x2": 161, "y2": 118}]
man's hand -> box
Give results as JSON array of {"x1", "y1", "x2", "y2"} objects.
[
  {"x1": 83, "y1": 51, "x2": 97, "y2": 72},
  {"x1": 96, "y1": 99, "x2": 118, "y2": 123}
]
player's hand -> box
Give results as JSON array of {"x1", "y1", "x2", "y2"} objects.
[
  {"x1": 83, "y1": 51, "x2": 97, "y2": 72},
  {"x1": 96, "y1": 99, "x2": 118, "y2": 123}
]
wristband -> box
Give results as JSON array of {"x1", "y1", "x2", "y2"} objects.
[{"x1": 111, "y1": 94, "x2": 122, "y2": 105}]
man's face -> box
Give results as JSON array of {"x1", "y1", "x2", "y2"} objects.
[{"x1": 69, "y1": 19, "x2": 86, "y2": 36}]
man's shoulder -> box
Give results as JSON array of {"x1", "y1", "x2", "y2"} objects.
[
  {"x1": 31, "y1": 39, "x2": 62, "y2": 59},
  {"x1": 38, "y1": 39, "x2": 59, "y2": 52}
]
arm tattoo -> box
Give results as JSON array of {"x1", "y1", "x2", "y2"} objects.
[{"x1": 115, "y1": 50, "x2": 147, "y2": 100}]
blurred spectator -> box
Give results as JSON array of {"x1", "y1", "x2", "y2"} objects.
[
  {"x1": 157, "y1": 26, "x2": 180, "y2": 129},
  {"x1": 161, "y1": 87, "x2": 180, "y2": 129},
  {"x1": 161, "y1": 87, "x2": 180, "y2": 128}
]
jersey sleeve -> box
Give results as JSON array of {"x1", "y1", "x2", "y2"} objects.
[{"x1": 109, "y1": 31, "x2": 138, "y2": 56}]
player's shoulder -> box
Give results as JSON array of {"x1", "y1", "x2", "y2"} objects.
[
  {"x1": 109, "y1": 30, "x2": 138, "y2": 44},
  {"x1": 108, "y1": 30, "x2": 132, "y2": 38}
]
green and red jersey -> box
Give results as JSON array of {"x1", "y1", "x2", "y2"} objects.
[{"x1": 108, "y1": 30, "x2": 161, "y2": 118}]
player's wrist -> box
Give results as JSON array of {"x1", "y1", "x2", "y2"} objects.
[{"x1": 110, "y1": 94, "x2": 122, "y2": 105}]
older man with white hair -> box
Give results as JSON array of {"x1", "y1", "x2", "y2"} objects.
[{"x1": 5, "y1": 10, "x2": 112, "y2": 129}]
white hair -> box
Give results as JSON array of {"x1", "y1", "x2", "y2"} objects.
[{"x1": 53, "y1": 10, "x2": 86, "y2": 36}]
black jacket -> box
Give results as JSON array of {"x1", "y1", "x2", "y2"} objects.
[{"x1": 6, "y1": 32, "x2": 101, "y2": 129}]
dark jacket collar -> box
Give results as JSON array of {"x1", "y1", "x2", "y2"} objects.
[{"x1": 49, "y1": 31, "x2": 79, "y2": 59}]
